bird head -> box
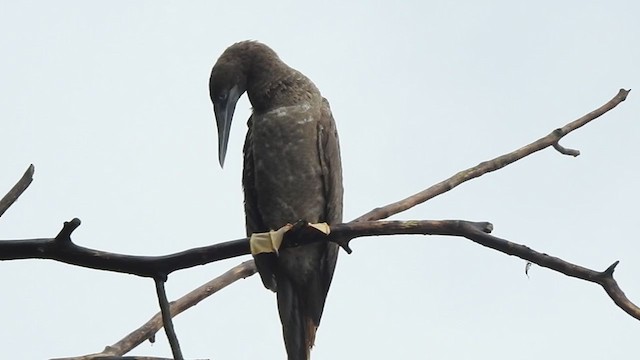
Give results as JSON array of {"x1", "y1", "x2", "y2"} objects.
[{"x1": 209, "y1": 58, "x2": 247, "y2": 168}]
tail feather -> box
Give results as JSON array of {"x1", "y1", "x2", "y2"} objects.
[
  {"x1": 275, "y1": 241, "x2": 338, "y2": 359},
  {"x1": 305, "y1": 318, "x2": 317, "y2": 350},
  {"x1": 277, "y1": 275, "x2": 317, "y2": 360}
]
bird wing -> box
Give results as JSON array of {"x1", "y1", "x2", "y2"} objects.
[
  {"x1": 242, "y1": 115, "x2": 265, "y2": 236},
  {"x1": 243, "y1": 115, "x2": 278, "y2": 291},
  {"x1": 318, "y1": 98, "x2": 344, "y2": 229},
  {"x1": 278, "y1": 97, "x2": 344, "y2": 357},
  {"x1": 310, "y1": 97, "x2": 343, "y2": 324},
  {"x1": 244, "y1": 99, "x2": 344, "y2": 358}
]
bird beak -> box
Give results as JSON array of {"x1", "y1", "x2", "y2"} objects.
[{"x1": 213, "y1": 85, "x2": 242, "y2": 168}]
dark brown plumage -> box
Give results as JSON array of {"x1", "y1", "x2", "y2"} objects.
[{"x1": 209, "y1": 41, "x2": 343, "y2": 360}]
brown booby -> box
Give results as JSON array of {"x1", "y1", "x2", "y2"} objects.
[{"x1": 209, "y1": 41, "x2": 343, "y2": 360}]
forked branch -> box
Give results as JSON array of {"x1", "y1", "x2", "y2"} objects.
[
  {"x1": 0, "y1": 89, "x2": 635, "y2": 358},
  {"x1": 54, "y1": 261, "x2": 257, "y2": 359}
]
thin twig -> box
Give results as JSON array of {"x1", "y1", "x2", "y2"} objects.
[
  {"x1": 353, "y1": 89, "x2": 630, "y2": 222},
  {"x1": 154, "y1": 278, "x2": 183, "y2": 360},
  {"x1": 458, "y1": 223, "x2": 640, "y2": 320},
  {"x1": 0, "y1": 164, "x2": 34, "y2": 217},
  {"x1": 552, "y1": 141, "x2": 580, "y2": 156}
]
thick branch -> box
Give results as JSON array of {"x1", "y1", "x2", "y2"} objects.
[
  {"x1": 0, "y1": 220, "x2": 493, "y2": 276},
  {"x1": 0, "y1": 164, "x2": 34, "y2": 217},
  {"x1": 5, "y1": 219, "x2": 638, "y2": 322},
  {"x1": 353, "y1": 89, "x2": 630, "y2": 222},
  {"x1": 0, "y1": 218, "x2": 249, "y2": 278}
]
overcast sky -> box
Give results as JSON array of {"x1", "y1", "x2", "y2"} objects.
[{"x1": 1, "y1": 1, "x2": 639, "y2": 359}]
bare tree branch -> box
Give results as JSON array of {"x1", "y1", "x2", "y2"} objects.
[
  {"x1": 353, "y1": 89, "x2": 630, "y2": 222},
  {"x1": 9, "y1": 219, "x2": 638, "y2": 325},
  {"x1": 53, "y1": 261, "x2": 255, "y2": 360},
  {"x1": 0, "y1": 219, "x2": 492, "y2": 275},
  {"x1": 334, "y1": 220, "x2": 640, "y2": 321},
  {"x1": 461, "y1": 223, "x2": 639, "y2": 320},
  {"x1": 0, "y1": 218, "x2": 249, "y2": 277},
  {"x1": 0, "y1": 164, "x2": 34, "y2": 217},
  {"x1": 154, "y1": 279, "x2": 183, "y2": 360}
]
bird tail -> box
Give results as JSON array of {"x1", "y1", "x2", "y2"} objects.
[{"x1": 277, "y1": 275, "x2": 318, "y2": 360}]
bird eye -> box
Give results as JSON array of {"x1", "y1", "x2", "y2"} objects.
[{"x1": 217, "y1": 93, "x2": 228, "y2": 102}]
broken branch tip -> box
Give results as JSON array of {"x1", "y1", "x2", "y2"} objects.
[
  {"x1": 55, "y1": 218, "x2": 82, "y2": 242},
  {"x1": 603, "y1": 260, "x2": 620, "y2": 276},
  {"x1": 340, "y1": 242, "x2": 353, "y2": 254}
]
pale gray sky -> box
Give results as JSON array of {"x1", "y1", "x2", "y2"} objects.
[{"x1": 1, "y1": 1, "x2": 639, "y2": 359}]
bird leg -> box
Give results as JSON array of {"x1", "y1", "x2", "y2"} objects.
[{"x1": 249, "y1": 221, "x2": 332, "y2": 292}]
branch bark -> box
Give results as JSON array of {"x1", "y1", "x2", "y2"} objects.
[
  {"x1": 154, "y1": 279, "x2": 183, "y2": 360},
  {"x1": 353, "y1": 89, "x2": 630, "y2": 222},
  {"x1": 0, "y1": 218, "x2": 249, "y2": 278},
  {"x1": 0, "y1": 164, "x2": 34, "y2": 217},
  {"x1": 6, "y1": 219, "x2": 640, "y2": 324}
]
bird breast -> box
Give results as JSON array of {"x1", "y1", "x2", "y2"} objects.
[{"x1": 250, "y1": 102, "x2": 326, "y2": 230}]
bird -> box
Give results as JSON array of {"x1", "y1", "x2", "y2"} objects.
[{"x1": 209, "y1": 41, "x2": 343, "y2": 360}]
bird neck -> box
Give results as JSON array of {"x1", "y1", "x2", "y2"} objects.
[
  {"x1": 247, "y1": 67, "x2": 320, "y2": 113},
  {"x1": 224, "y1": 41, "x2": 321, "y2": 112}
]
